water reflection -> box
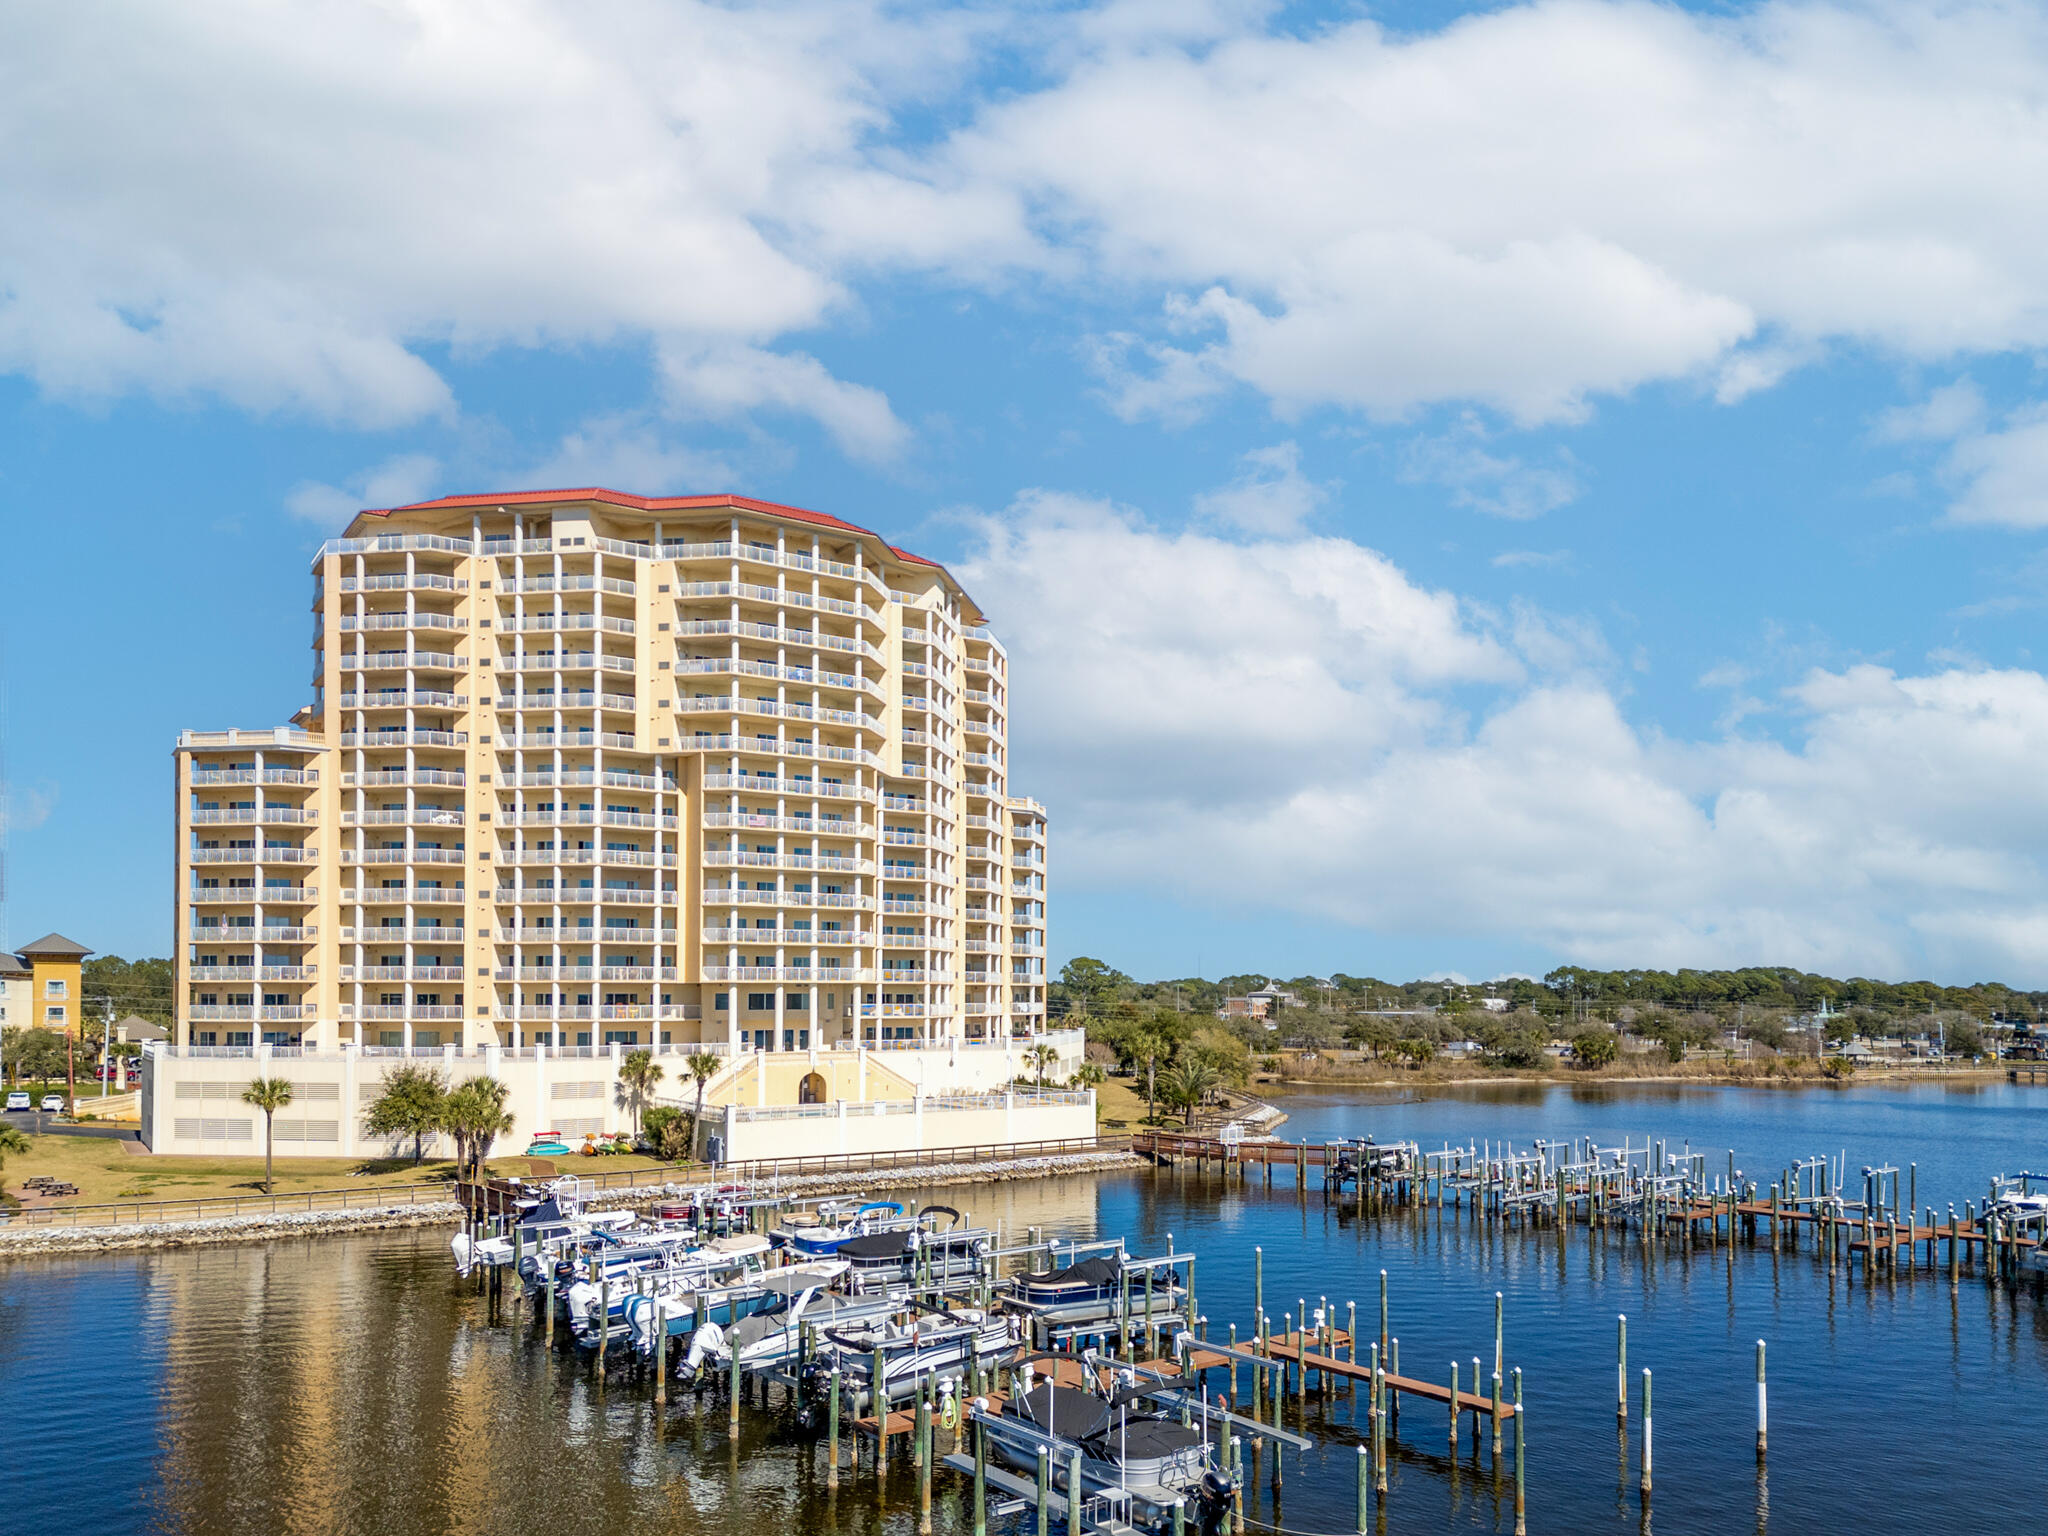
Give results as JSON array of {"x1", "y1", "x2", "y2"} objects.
[{"x1": 3, "y1": 1106, "x2": 2046, "y2": 1535}]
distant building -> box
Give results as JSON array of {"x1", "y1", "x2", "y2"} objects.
[
  {"x1": 1480, "y1": 997, "x2": 1510, "y2": 1012},
  {"x1": 7, "y1": 933, "x2": 94, "y2": 1035},
  {"x1": 1220, "y1": 981, "x2": 1301, "y2": 1020},
  {"x1": 113, "y1": 1016, "x2": 171, "y2": 1046}
]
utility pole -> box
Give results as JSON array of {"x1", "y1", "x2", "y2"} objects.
[{"x1": 102, "y1": 996, "x2": 115, "y2": 1097}]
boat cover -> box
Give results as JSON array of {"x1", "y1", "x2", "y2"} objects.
[
  {"x1": 1022, "y1": 1256, "x2": 1119, "y2": 1289},
  {"x1": 1010, "y1": 1384, "x2": 1113, "y2": 1441},
  {"x1": 840, "y1": 1230, "x2": 913, "y2": 1261}
]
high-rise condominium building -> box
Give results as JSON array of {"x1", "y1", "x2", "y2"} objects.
[{"x1": 173, "y1": 490, "x2": 1048, "y2": 1056}]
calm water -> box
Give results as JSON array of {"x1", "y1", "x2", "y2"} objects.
[{"x1": 4, "y1": 1081, "x2": 2046, "y2": 1536}]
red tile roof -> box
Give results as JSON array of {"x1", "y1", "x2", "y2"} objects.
[
  {"x1": 359, "y1": 488, "x2": 868, "y2": 541},
  {"x1": 350, "y1": 487, "x2": 963, "y2": 599}
]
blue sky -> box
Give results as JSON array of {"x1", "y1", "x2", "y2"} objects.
[{"x1": 7, "y1": 0, "x2": 2048, "y2": 985}]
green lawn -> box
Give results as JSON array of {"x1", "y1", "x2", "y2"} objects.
[{"x1": 0, "y1": 1132, "x2": 681, "y2": 1210}]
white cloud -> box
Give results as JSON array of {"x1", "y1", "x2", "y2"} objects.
[
  {"x1": 1875, "y1": 379, "x2": 1986, "y2": 443},
  {"x1": 0, "y1": 1, "x2": 946, "y2": 443},
  {"x1": 1870, "y1": 380, "x2": 2048, "y2": 528},
  {"x1": 11, "y1": 2, "x2": 2048, "y2": 446},
  {"x1": 1945, "y1": 405, "x2": 2048, "y2": 528},
  {"x1": 1192, "y1": 442, "x2": 1329, "y2": 534},
  {"x1": 1492, "y1": 549, "x2": 1570, "y2": 569},
  {"x1": 0, "y1": 782, "x2": 57, "y2": 837},
  {"x1": 941, "y1": 0, "x2": 2048, "y2": 422},
  {"x1": 284, "y1": 453, "x2": 442, "y2": 526},
  {"x1": 520, "y1": 415, "x2": 732, "y2": 495},
  {"x1": 963, "y1": 498, "x2": 2048, "y2": 981},
  {"x1": 656, "y1": 344, "x2": 908, "y2": 463},
  {"x1": 1400, "y1": 420, "x2": 1581, "y2": 519}
]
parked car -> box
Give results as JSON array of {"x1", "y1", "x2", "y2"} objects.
[
  {"x1": 39, "y1": 1094, "x2": 65, "y2": 1113},
  {"x1": 3, "y1": 1091, "x2": 28, "y2": 1112}
]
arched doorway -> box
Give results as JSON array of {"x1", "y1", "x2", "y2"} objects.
[{"x1": 799, "y1": 1071, "x2": 827, "y2": 1105}]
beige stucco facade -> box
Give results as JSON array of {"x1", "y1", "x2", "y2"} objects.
[
  {"x1": 138, "y1": 1030, "x2": 1089, "y2": 1159},
  {"x1": 170, "y1": 489, "x2": 1050, "y2": 1069}
]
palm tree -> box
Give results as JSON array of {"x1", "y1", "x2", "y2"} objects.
[
  {"x1": 616, "y1": 1048, "x2": 664, "y2": 1137},
  {"x1": 1158, "y1": 1058, "x2": 1222, "y2": 1128},
  {"x1": 1073, "y1": 1062, "x2": 1106, "y2": 1090},
  {"x1": 1130, "y1": 1031, "x2": 1165, "y2": 1123},
  {"x1": 241, "y1": 1077, "x2": 295, "y2": 1193},
  {"x1": 363, "y1": 1064, "x2": 448, "y2": 1164},
  {"x1": 442, "y1": 1076, "x2": 516, "y2": 1181},
  {"x1": 1026, "y1": 1042, "x2": 1060, "y2": 1087},
  {"x1": 685, "y1": 1051, "x2": 721, "y2": 1124},
  {"x1": 0, "y1": 1123, "x2": 29, "y2": 1196}
]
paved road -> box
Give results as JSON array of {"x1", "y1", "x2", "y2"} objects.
[{"x1": 1, "y1": 1108, "x2": 140, "y2": 1141}]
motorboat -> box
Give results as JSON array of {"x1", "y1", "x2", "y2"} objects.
[
  {"x1": 563, "y1": 1235, "x2": 775, "y2": 1347},
  {"x1": 837, "y1": 1208, "x2": 993, "y2": 1293},
  {"x1": 1004, "y1": 1247, "x2": 1185, "y2": 1328},
  {"x1": 975, "y1": 1361, "x2": 1234, "y2": 1535},
  {"x1": 772, "y1": 1198, "x2": 907, "y2": 1256},
  {"x1": 680, "y1": 1264, "x2": 893, "y2": 1374},
  {"x1": 811, "y1": 1304, "x2": 1018, "y2": 1405}
]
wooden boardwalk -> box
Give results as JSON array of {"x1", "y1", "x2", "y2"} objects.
[
  {"x1": 1259, "y1": 1330, "x2": 1517, "y2": 1420},
  {"x1": 851, "y1": 1349, "x2": 1233, "y2": 1442}
]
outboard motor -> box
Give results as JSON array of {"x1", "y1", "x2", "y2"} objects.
[{"x1": 1196, "y1": 1470, "x2": 1233, "y2": 1535}]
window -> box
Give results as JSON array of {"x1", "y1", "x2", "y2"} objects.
[
  {"x1": 714, "y1": 992, "x2": 730, "y2": 1010},
  {"x1": 44, "y1": 979, "x2": 66, "y2": 999},
  {"x1": 784, "y1": 993, "x2": 809, "y2": 1011},
  {"x1": 45, "y1": 1005, "x2": 65, "y2": 1024},
  {"x1": 746, "y1": 992, "x2": 774, "y2": 1012}
]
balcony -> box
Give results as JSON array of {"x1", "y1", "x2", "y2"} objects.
[
  {"x1": 493, "y1": 886, "x2": 667, "y2": 905},
  {"x1": 319, "y1": 533, "x2": 470, "y2": 558},
  {"x1": 499, "y1": 848, "x2": 668, "y2": 868},
  {"x1": 880, "y1": 967, "x2": 932, "y2": 982},
  {"x1": 343, "y1": 885, "x2": 465, "y2": 904},
  {"x1": 494, "y1": 692, "x2": 637, "y2": 712},
  {"x1": 494, "y1": 925, "x2": 677, "y2": 943},
  {"x1": 499, "y1": 652, "x2": 636, "y2": 674},
  {"x1": 674, "y1": 579, "x2": 872, "y2": 621},
  {"x1": 505, "y1": 809, "x2": 678, "y2": 830},
  {"x1": 187, "y1": 1005, "x2": 315, "y2": 1022},
  {"x1": 340, "y1": 927, "x2": 463, "y2": 942},
  {"x1": 880, "y1": 898, "x2": 928, "y2": 914},
  {"x1": 509, "y1": 612, "x2": 635, "y2": 635},
  {"x1": 344, "y1": 848, "x2": 466, "y2": 864},
  {"x1": 504, "y1": 574, "x2": 636, "y2": 596},
  {"x1": 497, "y1": 731, "x2": 639, "y2": 751},
  {"x1": 675, "y1": 657, "x2": 879, "y2": 695},
  {"x1": 860, "y1": 1002, "x2": 927, "y2": 1018},
  {"x1": 190, "y1": 924, "x2": 317, "y2": 942},
  {"x1": 705, "y1": 850, "x2": 871, "y2": 874},
  {"x1": 185, "y1": 966, "x2": 318, "y2": 983},
  {"x1": 340, "y1": 573, "x2": 468, "y2": 593},
  {"x1": 343, "y1": 1005, "x2": 465, "y2": 1021},
  {"x1": 664, "y1": 539, "x2": 884, "y2": 592},
  {"x1": 343, "y1": 649, "x2": 462, "y2": 672},
  {"x1": 190, "y1": 767, "x2": 321, "y2": 787},
  {"x1": 676, "y1": 695, "x2": 878, "y2": 731},
  {"x1": 881, "y1": 934, "x2": 927, "y2": 948},
  {"x1": 338, "y1": 691, "x2": 466, "y2": 710},
  {"x1": 703, "y1": 965, "x2": 871, "y2": 983},
  {"x1": 703, "y1": 928, "x2": 870, "y2": 945},
  {"x1": 188, "y1": 808, "x2": 315, "y2": 826},
  {"x1": 341, "y1": 966, "x2": 465, "y2": 982},
  {"x1": 344, "y1": 808, "x2": 466, "y2": 828},
  {"x1": 344, "y1": 768, "x2": 467, "y2": 788},
  {"x1": 339, "y1": 730, "x2": 468, "y2": 748},
  {"x1": 340, "y1": 611, "x2": 466, "y2": 633},
  {"x1": 699, "y1": 773, "x2": 864, "y2": 801},
  {"x1": 702, "y1": 887, "x2": 872, "y2": 910},
  {"x1": 507, "y1": 767, "x2": 675, "y2": 792},
  {"x1": 703, "y1": 810, "x2": 871, "y2": 837},
  {"x1": 189, "y1": 845, "x2": 315, "y2": 864}
]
